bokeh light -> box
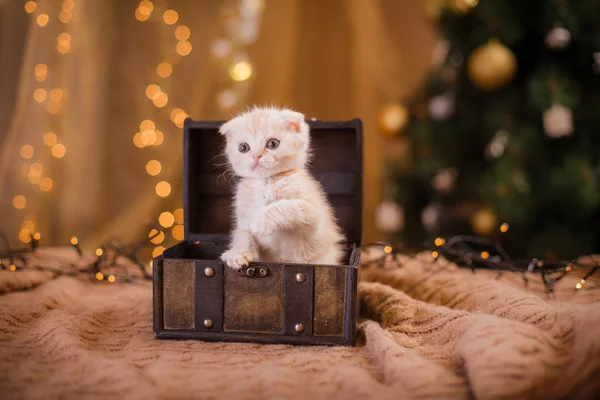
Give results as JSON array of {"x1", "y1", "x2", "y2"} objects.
[
  {"x1": 140, "y1": 119, "x2": 155, "y2": 134},
  {"x1": 159, "y1": 211, "x2": 174, "y2": 228},
  {"x1": 57, "y1": 33, "x2": 71, "y2": 46},
  {"x1": 163, "y1": 9, "x2": 178, "y2": 25},
  {"x1": 155, "y1": 181, "x2": 171, "y2": 197},
  {"x1": 146, "y1": 160, "x2": 162, "y2": 176},
  {"x1": 39, "y1": 177, "x2": 53, "y2": 192},
  {"x1": 25, "y1": 1, "x2": 37, "y2": 14},
  {"x1": 145, "y1": 84, "x2": 161, "y2": 100},
  {"x1": 135, "y1": 8, "x2": 150, "y2": 22},
  {"x1": 50, "y1": 88, "x2": 64, "y2": 102},
  {"x1": 62, "y1": 0, "x2": 75, "y2": 11},
  {"x1": 133, "y1": 132, "x2": 148, "y2": 148},
  {"x1": 46, "y1": 101, "x2": 60, "y2": 114},
  {"x1": 176, "y1": 41, "x2": 192, "y2": 56},
  {"x1": 175, "y1": 25, "x2": 190, "y2": 40},
  {"x1": 34, "y1": 64, "x2": 47, "y2": 82},
  {"x1": 152, "y1": 246, "x2": 165, "y2": 258},
  {"x1": 171, "y1": 109, "x2": 187, "y2": 126},
  {"x1": 51, "y1": 144, "x2": 66, "y2": 158},
  {"x1": 13, "y1": 195, "x2": 26, "y2": 210},
  {"x1": 172, "y1": 225, "x2": 184, "y2": 241},
  {"x1": 157, "y1": 62, "x2": 172, "y2": 78},
  {"x1": 57, "y1": 41, "x2": 71, "y2": 54},
  {"x1": 173, "y1": 208, "x2": 184, "y2": 224},
  {"x1": 28, "y1": 163, "x2": 43, "y2": 184},
  {"x1": 37, "y1": 14, "x2": 49, "y2": 27},
  {"x1": 59, "y1": 11, "x2": 72, "y2": 23},
  {"x1": 19, "y1": 230, "x2": 31, "y2": 243},
  {"x1": 43, "y1": 132, "x2": 57, "y2": 146},
  {"x1": 154, "y1": 130, "x2": 164, "y2": 145},
  {"x1": 20, "y1": 145, "x2": 34, "y2": 159},
  {"x1": 138, "y1": 0, "x2": 153, "y2": 15},
  {"x1": 33, "y1": 89, "x2": 47, "y2": 102},
  {"x1": 229, "y1": 61, "x2": 252, "y2": 82},
  {"x1": 153, "y1": 92, "x2": 168, "y2": 107},
  {"x1": 149, "y1": 229, "x2": 165, "y2": 244}
]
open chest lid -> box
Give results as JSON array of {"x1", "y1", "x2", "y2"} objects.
[{"x1": 182, "y1": 118, "x2": 363, "y2": 246}]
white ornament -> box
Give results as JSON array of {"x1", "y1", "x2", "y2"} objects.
[
  {"x1": 543, "y1": 104, "x2": 573, "y2": 138},
  {"x1": 485, "y1": 129, "x2": 510, "y2": 160},
  {"x1": 235, "y1": 20, "x2": 260, "y2": 45},
  {"x1": 421, "y1": 203, "x2": 442, "y2": 233},
  {"x1": 375, "y1": 201, "x2": 405, "y2": 233},
  {"x1": 240, "y1": 0, "x2": 265, "y2": 17},
  {"x1": 432, "y1": 168, "x2": 457, "y2": 193},
  {"x1": 216, "y1": 89, "x2": 238, "y2": 110},
  {"x1": 211, "y1": 38, "x2": 233, "y2": 59},
  {"x1": 545, "y1": 26, "x2": 571, "y2": 50},
  {"x1": 428, "y1": 92, "x2": 455, "y2": 121}
]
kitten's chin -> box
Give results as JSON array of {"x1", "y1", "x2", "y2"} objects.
[
  {"x1": 234, "y1": 165, "x2": 295, "y2": 179},
  {"x1": 234, "y1": 167, "x2": 275, "y2": 179}
]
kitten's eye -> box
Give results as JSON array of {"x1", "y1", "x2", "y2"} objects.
[
  {"x1": 266, "y1": 139, "x2": 280, "y2": 149},
  {"x1": 238, "y1": 143, "x2": 250, "y2": 153}
]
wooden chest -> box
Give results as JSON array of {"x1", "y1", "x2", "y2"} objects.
[{"x1": 153, "y1": 118, "x2": 363, "y2": 346}]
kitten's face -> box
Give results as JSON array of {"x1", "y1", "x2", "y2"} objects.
[{"x1": 219, "y1": 107, "x2": 310, "y2": 179}]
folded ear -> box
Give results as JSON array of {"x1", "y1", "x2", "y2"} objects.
[
  {"x1": 219, "y1": 120, "x2": 232, "y2": 137},
  {"x1": 280, "y1": 110, "x2": 305, "y2": 133}
]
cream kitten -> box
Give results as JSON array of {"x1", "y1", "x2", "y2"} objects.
[{"x1": 219, "y1": 106, "x2": 345, "y2": 269}]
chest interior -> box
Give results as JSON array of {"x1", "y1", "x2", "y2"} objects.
[{"x1": 183, "y1": 119, "x2": 363, "y2": 246}]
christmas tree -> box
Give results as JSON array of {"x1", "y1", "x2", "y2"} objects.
[{"x1": 377, "y1": 0, "x2": 600, "y2": 259}]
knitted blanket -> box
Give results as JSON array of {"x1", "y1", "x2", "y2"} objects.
[{"x1": 1, "y1": 247, "x2": 599, "y2": 400}]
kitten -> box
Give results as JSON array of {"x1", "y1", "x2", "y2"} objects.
[{"x1": 219, "y1": 106, "x2": 345, "y2": 269}]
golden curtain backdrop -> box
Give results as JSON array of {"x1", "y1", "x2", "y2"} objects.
[{"x1": 0, "y1": 0, "x2": 435, "y2": 250}]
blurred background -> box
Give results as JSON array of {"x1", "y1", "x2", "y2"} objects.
[{"x1": 0, "y1": 0, "x2": 598, "y2": 261}]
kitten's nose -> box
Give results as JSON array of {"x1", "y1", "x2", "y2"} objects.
[{"x1": 255, "y1": 154, "x2": 263, "y2": 160}]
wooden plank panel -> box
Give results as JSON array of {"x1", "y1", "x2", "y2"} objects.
[
  {"x1": 163, "y1": 259, "x2": 195, "y2": 330},
  {"x1": 223, "y1": 264, "x2": 284, "y2": 334},
  {"x1": 313, "y1": 266, "x2": 346, "y2": 336}
]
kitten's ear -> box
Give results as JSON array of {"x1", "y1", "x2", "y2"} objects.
[
  {"x1": 281, "y1": 110, "x2": 305, "y2": 134},
  {"x1": 219, "y1": 120, "x2": 232, "y2": 137}
]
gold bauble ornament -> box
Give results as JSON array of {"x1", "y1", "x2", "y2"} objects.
[
  {"x1": 467, "y1": 39, "x2": 517, "y2": 91},
  {"x1": 448, "y1": 0, "x2": 479, "y2": 15},
  {"x1": 378, "y1": 103, "x2": 409, "y2": 138},
  {"x1": 471, "y1": 207, "x2": 497, "y2": 237}
]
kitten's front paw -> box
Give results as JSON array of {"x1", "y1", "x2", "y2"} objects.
[
  {"x1": 220, "y1": 248, "x2": 258, "y2": 270},
  {"x1": 250, "y1": 217, "x2": 274, "y2": 238}
]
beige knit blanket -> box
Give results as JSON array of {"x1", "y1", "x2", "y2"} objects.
[{"x1": 1, "y1": 247, "x2": 599, "y2": 400}]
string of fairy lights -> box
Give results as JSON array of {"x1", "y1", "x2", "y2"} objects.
[
  {"x1": 2, "y1": 227, "x2": 597, "y2": 293},
  {"x1": 365, "y1": 232, "x2": 599, "y2": 294},
  {"x1": 0, "y1": 227, "x2": 156, "y2": 285},
  {"x1": 12, "y1": 0, "x2": 265, "y2": 264},
  {"x1": 133, "y1": 0, "x2": 190, "y2": 258},
  {"x1": 133, "y1": 0, "x2": 264, "y2": 259},
  {"x1": 13, "y1": 1, "x2": 74, "y2": 245}
]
